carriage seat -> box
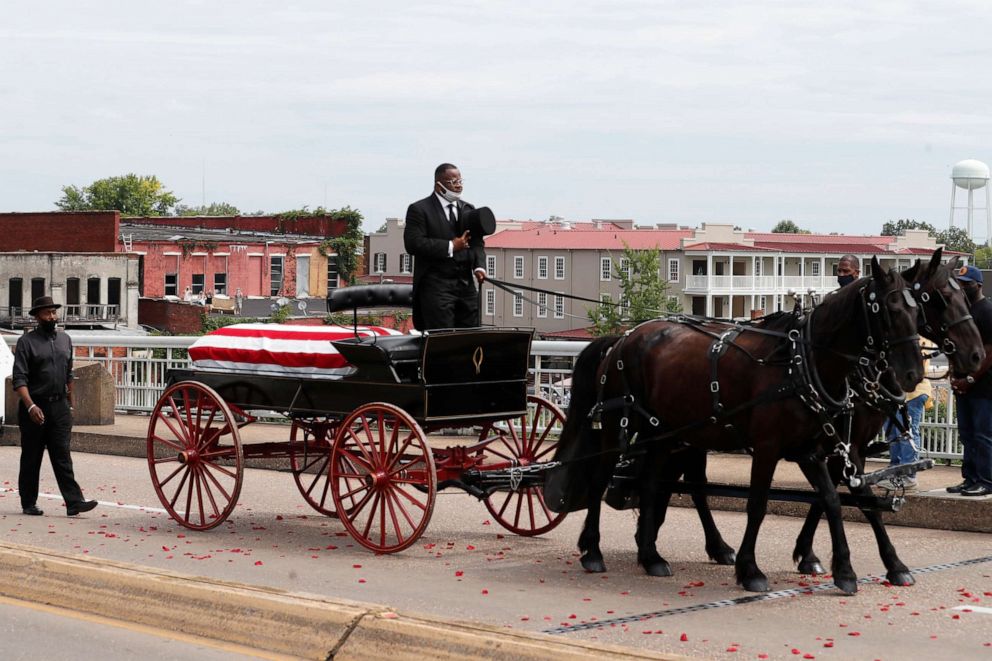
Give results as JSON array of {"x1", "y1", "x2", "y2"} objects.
[
  {"x1": 331, "y1": 334, "x2": 423, "y2": 383},
  {"x1": 326, "y1": 284, "x2": 413, "y2": 312}
]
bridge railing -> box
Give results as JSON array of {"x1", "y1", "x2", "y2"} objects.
[{"x1": 3, "y1": 335, "x2": 963, "y2": 459}]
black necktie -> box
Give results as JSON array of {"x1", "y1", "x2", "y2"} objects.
[{"x1": 448, "y1": 203, "x2": 457, "y2": 228}]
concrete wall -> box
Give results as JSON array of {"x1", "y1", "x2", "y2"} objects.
[{"x1": 0, "y1": 212, "x2": 119, "y2": 252}]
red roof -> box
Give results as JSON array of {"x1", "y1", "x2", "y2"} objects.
[
  {"x1": 750, "y1": 241, "x2": 893, "y2": 254},
  {"x1": 745, "y1": 232, "x2": 894, "y2": 245},
  {"x1": 683, "y1": 242, "x2": 776, "y2": 252},
  {"x1": 487, "y1": 228, "x2": 692, "y2": 250}
]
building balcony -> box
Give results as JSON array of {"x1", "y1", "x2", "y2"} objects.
[
  {"x1": 684, "y1": 275, "x2": 837, "y2": 294},
  {"x1": 0, "y1": 304, "x2": 119, "y2": 328}
]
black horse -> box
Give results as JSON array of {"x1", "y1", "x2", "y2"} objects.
[{"x1": 545, "y1": 257, "x2": 925, "y2": 594}]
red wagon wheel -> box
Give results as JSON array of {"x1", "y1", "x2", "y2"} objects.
[
  {"x1": 289, "y1": 419, "x2": 338, "y2": 517},
  {"x1": 478, "y1": 395, "x2": 567, "y2": 536},
  {"x1": 330, "y1": 402, "x2": 436, "y2": 553},
  {"x1": 146, "y1": 381, "x2": 244, "y2": 531}
]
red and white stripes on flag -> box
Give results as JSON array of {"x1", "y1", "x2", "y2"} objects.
[{"x1": 188, "y1": 323, "x2": 401, "y2": 377}]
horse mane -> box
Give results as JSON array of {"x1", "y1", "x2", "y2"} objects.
[{"x1": 808, "y1": 276, "x2": 869, "y2": 338}]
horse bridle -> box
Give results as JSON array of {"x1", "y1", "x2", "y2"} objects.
[
  {"x1": 911, "y1": 276, "x2": 972, "y2": 357},
  {"x1": 857, "y1": 279, "x2": 920, "y2": 371}
]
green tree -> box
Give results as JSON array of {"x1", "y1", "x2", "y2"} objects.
[
  {"x1": 175, "y1": 202, "x2": 241, "y2": 216},
  {"x1": 56, "y1": 174, "x2": 179, "y2": 216},
  {"x1": 771, "y1": 219, "x2": 810, "y2": 234},
  {"x1": 279, "y1": 206, "x2": 365, "y2": 286},
  {"x1": 935, "y1": 226, "x2": 977, "y2": 254},
  {"x1": 974, "y1": 245, "x2": 992, "y2": 268},
  {"x1": 880, "y1": 218, "x2": 937, "y2": 236},
  {"x1": 588, "y1": 246, "x2": 680, "y2": 336}
]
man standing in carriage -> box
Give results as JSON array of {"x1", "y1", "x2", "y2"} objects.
[{"x1": 403, "y1": 163, "x2": 488, "y2": 331}]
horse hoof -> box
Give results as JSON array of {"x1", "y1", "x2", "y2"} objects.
[
  {"x1": 886, "y1": 570, "x2": 915, "y2": 587},
  {"x1": 581, "y1": 557, "x2": 607, "y2": 573},
  {"x1": 834, "y1": 577, "x2": 858, "y2": 595},
  {"x1": 710, "y1": 550, "x2": 736, "y2": 566},
  {"x1": 798, "y1": 560, "x2": 826, "y2": 575},
  {"x1": 740, "y1": 575, "x2": 769, "y2": 592},
  {"x1": 644, "y1": 561, "x2": 673, "y2": 577}
]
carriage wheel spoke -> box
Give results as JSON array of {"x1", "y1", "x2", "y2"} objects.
[
  {"x1": 383, "y1": 432, "x2": 418, "y2": 475},
  {"x1": 383, "y1": 488, "x2": 406, "y2": 546},
  {"x1": 391, "y1": 483, "x2": 428, "y2": 511},
  {"x1": 199, "y1": 461, "x2": 234, "y2": 502},
  {"x1": 159, "y1": 404, "x2": 190, "y2": 447},
  {"x1": 167, "y1": 467, "x2": 192, "y2": 509},
  {"x1": 156, "y1": 462, "x2": 185, "y2": 488},
  {"x1": 151, "y1": 434, "x2": 185, "y2": 453},
  {"x1": 494, "y1": 490, "x2": 514, "y2": 518},
  {"x1": 386, "y1": 487, "x2": 417, "y2": 531},
  {"x1": 199, "y1": 458, "x2": 238, "y2": 480},
  {"x1": 360, "y1": 492, "x2": 383, "y2": 540}
]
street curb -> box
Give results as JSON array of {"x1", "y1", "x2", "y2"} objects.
[{"x1": 0, "y1": 541, "x2": 682, "y2": 660}]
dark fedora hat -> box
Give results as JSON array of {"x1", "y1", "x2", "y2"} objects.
[
  {"x1": 29, "y1": 295, "x2": 62, "y2": 316},
  {"x1": 463, "y1": 206, "x2": 497, "y2": 236}
]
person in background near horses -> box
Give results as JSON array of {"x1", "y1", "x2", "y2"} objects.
[
  {"x1": 403, "y1": 163, "x2": 486, "y2": 331},
  {"x1": 877, "y1": 337, "x2": 934, "y2": 491},
  {"x1": 836, "y1": 254, "x2": 860, "y2": 287},
  {"x1": 12, "y1": 296, "x2": 98, "y2": 516},
  {"x1": 234, "y1": 288, "x2": 244, "y2": 316},
  {"x1": 949, "y1": 265, "x2": 992, "y2": 496}
]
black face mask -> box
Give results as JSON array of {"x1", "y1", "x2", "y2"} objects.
[
  {"x1": 39, "y1": 319, "x2": 57, "y2": 333},
  {"x1": 837, "y1": 274, "x2": 856, "y2": 287}
]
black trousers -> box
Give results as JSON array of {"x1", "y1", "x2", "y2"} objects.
[
  {"x1": 417, "y1": 271, "x2": 479, "y2": 330},
  {"x1": 18, "y1": 399, "x2": 84, "y2": 508}
]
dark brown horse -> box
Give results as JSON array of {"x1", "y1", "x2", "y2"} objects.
[
  {"x1": 621, "y1": 251, "x2": 984, "y2": 588},
  {"x1": 545, "y1": 257, "x2": 925, "y2": 594},
  {"x1": 790, "y1": 252, "x2": 983, "y2": 584}
]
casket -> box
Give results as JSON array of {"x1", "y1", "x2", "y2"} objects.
[{"x1": 188, "y1": 323, "x2": 401, "y2": 377}]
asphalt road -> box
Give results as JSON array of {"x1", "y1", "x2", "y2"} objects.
[
  {"x1": 1, "y1": 448, "x2": 990, "y2": 660},
  {"x1": 0, "y1": 595, "x2": 263, "y2": 660}
]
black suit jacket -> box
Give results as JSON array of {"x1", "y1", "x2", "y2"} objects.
[{"x1": 403, "y1": 193, "x2": 486, "y2": 329}]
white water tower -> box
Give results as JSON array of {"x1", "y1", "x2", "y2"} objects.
[{"x1": 949, "y1": 158, "x2": 991, "y2": 244}]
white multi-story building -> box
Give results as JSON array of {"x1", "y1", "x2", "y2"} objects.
[{"x1": 367, "y1": 218, "x2": 948, "y2": 335}]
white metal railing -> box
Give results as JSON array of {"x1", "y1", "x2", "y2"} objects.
[{"x1": 3, "y1": 335, "x2": 962, "y2": 459}]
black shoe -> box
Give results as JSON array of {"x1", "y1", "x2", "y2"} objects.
[
  {"x1": 960, "y1": 483, "x2": 992, "y2": 497},
  {"x1": 946, "y1": 480, "x2": 974, "y2": 494},
  {"x1": 66, "y1": 500, "x2": 98, "y2": 516},
  {"x1": 22, "y1": 505, "x2": 44, "y2": 516}
]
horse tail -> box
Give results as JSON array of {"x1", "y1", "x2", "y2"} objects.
[{"x1": 543, "y1": 335, "x2": 621, "y2": 513}]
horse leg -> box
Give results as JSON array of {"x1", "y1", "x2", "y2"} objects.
[
  {"x1": 578, "y1": 495, "x2": 607, "y2": 573},
  {"x1": 792, "y1": 503, "x2": 827, "y2": 575},
  {"x1": 735, "y1": 453, "x2": 777, "y2": 592},
  {"x1": 635, "y1": 461, "x2": 673, "y2": 577},
  {"x1": 849, "y1": 483, "x2": 914, "y2": 586},
  {"x1": 684, "y1": 451, "x2": 736, "y2": 565},
  {"x1": 798, "y1": 460, "x2": 858, "y2": 595}
]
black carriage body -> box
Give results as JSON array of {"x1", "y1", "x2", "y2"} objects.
[{"x1": 168, "y1": 328, "x2": 532, "y2": 425}]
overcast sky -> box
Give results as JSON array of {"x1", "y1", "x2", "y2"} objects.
[{"x1": 3, "y1": 1, "x2": 992, "y2": 237}]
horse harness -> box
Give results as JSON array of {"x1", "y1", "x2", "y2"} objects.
[{"x1": 586, "y1": 281, "x2": 920, "y2": 488}]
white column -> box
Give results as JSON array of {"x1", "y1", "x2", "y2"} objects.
[
  {"x1": 706, "y1": 294, "x2": 713, "y2": 317},
  {"x1": 707, "y1": 254, "x2": 713, "y2": 288}
]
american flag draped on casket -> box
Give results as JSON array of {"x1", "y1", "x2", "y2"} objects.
[{"x1": 188, "y1": 323, "x2": 402, "y2": 377}]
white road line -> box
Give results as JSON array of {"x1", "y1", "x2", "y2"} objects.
[
  {"x1": 0, "y1": 487, "x2": 168, "y2": 514},
  {"x1": 953, "y1": 605, "x2": 992, "y2": 615}
]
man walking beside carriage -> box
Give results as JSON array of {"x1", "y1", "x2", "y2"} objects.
[{"x1": 403, "y1": 163, "x2": 488, "y2": 331}]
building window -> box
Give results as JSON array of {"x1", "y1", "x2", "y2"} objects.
[
  {"x1": 513, "y1": 291, "x2": 523, "y2": 317},
  {"x1": 327, "y1": 256, "x2": 339, "y2": 290},
  {"x1": 759, "y1": 295, "x2": 767, "y2": 310},
  {"x1": 8, "y1": 278, "x2": 23, "y2": 316},
  {"x1": 621, "y1": 295, "x2": 630, "y2": 318},
  {"x1": 537, "y1": 292, "x2": 548, "y2": 318},
  {"x1": 400, "y1": 254, "x2": 412, "y2": 274},
  {"x1": 619, "y1": 258, "x2": 631, "y2": 279},
  {"x1": 66, "y1": 278, "x2": 81, "y2": 308},
  {"x1": 554, "y1": 256, "x2": 565, "y2": 280},
  {"x1": 600, "y1": 293, "x2": 612, "y2": 303},
  {"x1": 164, "y1": 273, "x2": 177, "y2": 297},
  {"x1": 810, "y1": 262, "x2": 820, "y2": 277},
  {"x1": 270, "y1": 256, "x2": 284, "y2": 296},
  {"x1": 486, "y1": 255, "x2": 496, "y2": 277},
  {"x1": 85, "y1": 277, "x2": 99, "y2": 303},
  {"x1": 374, "y1": 253, "x2": 387, "y2": 273},
  {"x1": 108, "y1": 278, "x2": 122, "y2": 310},
  {"x1": 485, "y1": 289, "x2": 495, "y2": 316},
  {"x1": 554, "y1": 294, "x2": 564, "y2": 318},
  {"x1": 191, "y1": 273, "x2": 205, "y2": 294},
  {"x1": 537, "y1": 256, "x2": 548, "y2": 279},
  {"x1": 32, "y1": 277, "x2": 47, "y2": 303},
  {"x1": 754, "y1": 258, "x2": 762, "y2": 277},
  {"x1": 668, "y1": 258, "x2": 679, "y2": 283},
  {"x1": 514, "y1": 256, "x2": 524, "y2": 279},
  {"x1": 213, "y1": 273, "x2": 227, "y2": 295},
  {"x1": 600, "y1": 257, "x2": 612, "y2": 281}
]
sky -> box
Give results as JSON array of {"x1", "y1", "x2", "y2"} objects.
[{"x1": 3, "y1": 1, "x2": 992, "y2": 238}]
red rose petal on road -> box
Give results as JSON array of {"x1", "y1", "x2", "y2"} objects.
[
  {"x1": 680, "y1": 633, "x2": 688, "y2": 642},
  {"x1": 848, "y1": 632, "x2": 861, "y2": 637},
  {"x1": 254, "y1": 560, "x2": 263, "y2": 566}
]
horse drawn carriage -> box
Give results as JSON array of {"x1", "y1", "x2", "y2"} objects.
[{"x1": 145, "y1": 285, "x2": 567, "y2": 553}]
